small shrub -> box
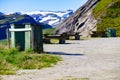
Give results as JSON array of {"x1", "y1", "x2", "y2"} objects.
[
  {"x1": 0, "y1": 59, "x2": 16, "y2": 75},
  {"x1": 19, "y1": 54, "x2": 61, "y2": 69},
  {"x1": 25, "y1": 48, "x2": 33, "y2": 53}
]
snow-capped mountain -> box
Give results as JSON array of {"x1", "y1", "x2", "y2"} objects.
[{"x1": 5, "y1": 10, "x2": 73, "y2": 27}]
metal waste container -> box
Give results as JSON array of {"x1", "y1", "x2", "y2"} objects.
[{"x1": 105, "y1": 28, "x2": 116, "y2": 37}]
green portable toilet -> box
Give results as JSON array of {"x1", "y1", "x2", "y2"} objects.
[
  {"x1": 10, "y1": 24, "x2": 31, "y2": 51},
  {"x1": 105, "y1": 28, "x2": 116, "y2": 37}
]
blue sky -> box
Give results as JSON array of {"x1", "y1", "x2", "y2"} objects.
[{"x1": 0, "y1": 0, "x2": 88, "y2": 13}]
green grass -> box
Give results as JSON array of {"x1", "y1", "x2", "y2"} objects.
[
  {"x1": 0, "y1": 39, "x2": 7, "y2": 45},
  {"x1": 93, "y1": 0, "x2": 120, "y2": 18},
  {"x1": 93, "y1": 0, "x2": 120, "y2": 36},
  {"x1": 0, "y1": 43, "x2": 62, "y2": 75},
  {"x1": 43, "y1": 28, "x2": 56, "y2": 35},
  {"x1": 0, "y1": 77, "x2": 1, "y2": 80}
]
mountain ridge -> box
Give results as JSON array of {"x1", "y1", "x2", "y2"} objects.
[{"x1": 2, "y1": 10, "x2": 73, "y2": 27}]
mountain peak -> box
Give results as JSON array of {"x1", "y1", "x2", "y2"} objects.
[{"x1": 1, "y1": 10, "x2": 73, "y2": 27}]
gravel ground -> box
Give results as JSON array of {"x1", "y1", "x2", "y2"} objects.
[{"x1": 1, "y1": 38, "x2": 120, "y2": 80}]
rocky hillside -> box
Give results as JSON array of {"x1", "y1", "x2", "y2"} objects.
[
  {"x1": 55, "y1": 0, "x2": 120, "y2": 37},
  {"x1": 55, "y1": 0, "x2": 99, "y2": 36}
]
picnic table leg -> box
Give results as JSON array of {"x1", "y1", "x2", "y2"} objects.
[
  {"x1": 59, "y1": 38, "x2": 65, "y2": 44},
  {"x1": 75, "y1": 35, "x2": 80, "y2": 40},
  {"x1": 43, "y1": 38, "x2": 50, "y2": 44},
  {"x1": 66, "y1": 36, "x2": 70, "y2": 40}
]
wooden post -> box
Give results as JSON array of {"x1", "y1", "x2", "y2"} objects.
[
  {"x1": 75, "y1": 34, "x2": 80, "y2": 40},
  {"x1": 31, "y1": 26, "x2": 34, "y2": 51},
  {"x1": 74, "y1": 33, "x2": 80, "y2": 40},
  {"x1": 6, "y1": 28, "x2": 10, "y2": 49}
]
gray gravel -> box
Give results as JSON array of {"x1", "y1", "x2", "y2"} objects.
[{"x1": 1, "y1": 38, "x2": 120, "y2": 80}]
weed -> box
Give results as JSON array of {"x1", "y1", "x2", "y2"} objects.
[{"x1": 0, "y1": 43, "x2": 61, "y2": 75}]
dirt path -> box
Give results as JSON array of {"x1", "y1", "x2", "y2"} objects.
[{"x1": 1, "y1": 38, "x2": 120, "y2": 80}]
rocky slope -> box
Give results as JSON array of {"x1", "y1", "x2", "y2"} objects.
[
  {"x1": 93, "y1": 0, "x2": 120, "y2": 36},
  {"x1": 55, "y1": 0, "x2": 99, "y2": 36},
  {"x1": 55, "y1": 0, "x2": 120, "y2": 37}
]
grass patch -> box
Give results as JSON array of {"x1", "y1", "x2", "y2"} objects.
[
  {"x1": 0, "y1": 43, "x2": 62, "y2": 75},
  {"x1": 0, "y1": 76, "x2": 2, "y2": 80},
  {"x1": 0, "y1": 39, "x2": 7, "y2": 45},
  {"x1": 93, "y1": 0, "x2": 120, "y2": 37},
  {"x1": 43, "y1": 28, "x2": 56, "y2": 35},
  {"x1": 93, "y1": 0, "x2": 120, "y2": 18},
  {"x1": 93, "y1": 0, "x2": 112, "y2": 18},
  {"x1": 0, "y1": 40, "x2": 8, "y2": 49}
]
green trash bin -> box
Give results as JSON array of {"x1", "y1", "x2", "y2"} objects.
[{"x1": 105, "y1": 28, "x2": 116, "y2": 37}]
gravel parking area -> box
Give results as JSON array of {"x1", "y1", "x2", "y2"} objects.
[{"x1": 1, "y1": 38, "x2": 120, "y2": 80}]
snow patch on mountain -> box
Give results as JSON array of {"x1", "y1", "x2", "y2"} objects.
[{"x1": 4, "y1": 10, "x2": 73, "y2": 27}]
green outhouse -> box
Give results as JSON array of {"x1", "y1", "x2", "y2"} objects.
[{"x1": 10, "y1": 24, "x2": 31, "y2": 51}]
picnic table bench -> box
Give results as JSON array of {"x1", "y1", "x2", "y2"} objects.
[
  {"x1": 43, "y1": 34, "x2": 66, "y2": 44},
  {"x1": 43, "y1": 33, "x2": 81, "y2": 44},
  {"x1": 64, "y1": 33, "x2": 81, "y2": 40}
]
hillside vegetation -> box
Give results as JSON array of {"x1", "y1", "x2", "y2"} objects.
[
  {"x1": 93, "y1": 0, "x2": 120, "y2": 36},
  {"x1": 43, "y1": 28, "x2": 55, "y2": 35}
]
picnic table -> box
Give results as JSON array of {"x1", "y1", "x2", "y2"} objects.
[{"x1": 43, "y1": 34, "x2": 66, "y2": 44}]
